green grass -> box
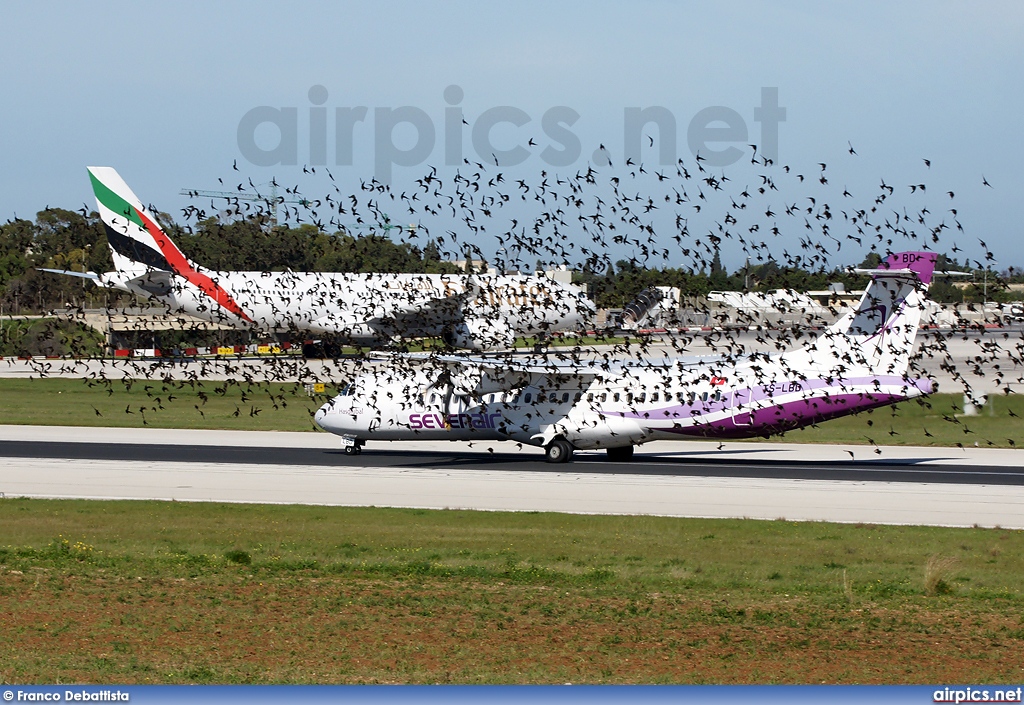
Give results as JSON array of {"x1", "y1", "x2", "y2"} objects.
[
  {"x1": 0, "y1": 378, "x2": 330, "y2": 432},
  {"x1": 0, "y1": 377, "x2": 1020, "y2": 447},
  {"x1": 1, "y1": 500, "x2": 1018, "y2": 597},
  {"x1": 0, "y1": 499, "x2": 1021, "y2": 683}
]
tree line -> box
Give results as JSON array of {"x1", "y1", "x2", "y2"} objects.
[
  {"x1": 0, "y1": 208, "x2": 1017, "y2": 315},
  {"x1": 0, "y1": 210, "x2": 461, "y2": 314}
]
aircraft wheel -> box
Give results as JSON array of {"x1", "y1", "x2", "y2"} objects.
[
  {"x1": 545, "y1": 439, "x2": 574, "y2": 463},
  {"x1": 343, "y1": 444, "x2": 362, "y2": 456},
  {"x1": 606, "y1": 445, "x2": 634, "y2": 462}
]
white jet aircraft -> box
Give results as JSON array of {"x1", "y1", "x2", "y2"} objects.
[
  {"x1": 43, "y1": 167, "x2": 593, "y2": 351},
  {"x1": 316, "y1": 251, "x2": 939, "y2": 462}
]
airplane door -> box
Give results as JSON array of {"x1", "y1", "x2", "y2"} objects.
[
  {"x1": 731, "y1": 387, "x2": 753, "y2": 426},
  {"x1": 442, "y1": 388, "x2": 474, "y2": 437},
  {"x1": 445, "y1": 391, "x2": 468, "y2": 419}
]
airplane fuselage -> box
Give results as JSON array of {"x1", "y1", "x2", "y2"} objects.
[
  {"x1": 118, "y1": 269, "x2": 592, "y2": 347},
  {"x1": 314, "y1": 252, "x2": 939, "y2": 461},
  {"x1": 84, "y1": 166, "x2": 593, "y2": 351},
  {"x1": 315, "y1": 359, "x2": 934, "y2": 450}
]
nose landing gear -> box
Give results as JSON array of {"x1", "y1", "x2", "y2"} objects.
[{"x1": 342, "y1": 437, "x2": 364, "y2": 455}]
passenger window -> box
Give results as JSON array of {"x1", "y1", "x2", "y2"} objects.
[
  {"x1": 626, "y1": 393, "x2": 633, "y2": 404},
  {"x1": 614, "y1": 393, "x2": 621, "y2": 403},
  {"x1": 587, "y1": 393, "x2": 594, "y2": 402},
  {"x1": 637, "y1": 393, "x2": 646, "y2": 403},
  {"x1": 652, "y1": 393, "x2": 659, "y2": 402},
  {"x1": 524, "y1": 393, "x2": 532, "y2": 403},
  {"x1": 701, "y1": 392, "x2": 708, "y2": 402},
  {"x1": 714, "y1": 391, "x2": 722, "y2": 401},
  {"x1": 599, "y1": 393, "x2": 607, "y2": 402},
  {"x1": 574, "y1": 392, "x2": 582, "y2": 402},
  {"x1": 562, "y1": 392, "x2": 569, "y2": 403}
]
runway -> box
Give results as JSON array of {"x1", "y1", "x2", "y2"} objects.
[{"x1": 2, "y1": 425, "x2": 1022, "y2": 529}]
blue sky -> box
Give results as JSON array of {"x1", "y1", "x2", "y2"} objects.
[{"x1": 2, "y1": 1, "x2": 1021, "y2": 271}]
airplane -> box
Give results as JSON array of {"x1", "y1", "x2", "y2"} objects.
[
  {"x1": 315, "y1": 251, "x2": 939, "y2": 462},
  {"x1": 40, "y1": 167, "x2": 594, "y2": 351}
]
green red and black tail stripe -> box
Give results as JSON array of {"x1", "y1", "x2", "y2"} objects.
[
  {"x1": 134, "y1": 207, "x2": 253, "y2": 322},
  {"x1": 89, "y1": 167, "x2": 253, "y2": 323},
  {"x1": 104, "y1": 224, "x2": 173, "y2": 272}
]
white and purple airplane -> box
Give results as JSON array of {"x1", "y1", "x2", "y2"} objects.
[{"x1": 315, "y1": 251, "x2": 939, "y2": 462}]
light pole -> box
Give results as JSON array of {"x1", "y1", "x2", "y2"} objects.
[{"x1": 982, "y1": 261, "x2": 998, "y2": 303}]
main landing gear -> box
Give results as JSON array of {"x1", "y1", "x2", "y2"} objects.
[
  {"x1": 545, "y1": 438, "x2": 574, "y2": 463},
  {"x1": 606, "y1": 445, "x2": 634, "y2": 462},
  {"x1": 544, "y1": 441, "x2": 635, "y2": 463}
]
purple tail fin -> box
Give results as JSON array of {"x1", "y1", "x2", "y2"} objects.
[{"x1": 878, "y1": 251, "x2": 939, "y2": 285}]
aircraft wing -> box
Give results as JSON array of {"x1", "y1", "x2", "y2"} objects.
[
  {"x1": 376, "y1": 350, "x2": 726, "y2": 397},
  {"x1": 612, "y1": 354, "x2": 727, "y2": 371},
  {"x1": 309, "y1": 279, "x2": 475, "y2": 335},
  {"x1": 373, "y1": 351, "x2": 610, "y2": 396},
  {"x1": 382, "y1": 277, "x2": 481, "y2": 324},
  {"x1": 384, "y1": 297, "x2": 463, "y2": 327},
  {"x1": 38, "y1": 267, "x2": 175, "y2": 296}
]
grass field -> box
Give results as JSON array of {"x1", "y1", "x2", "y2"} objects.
[
  {"x1": 0, "y1": 377, "x2": 1021, "y2": 447},
  {"x1": 0, "y1": 499, "x2": 1021, "y2": 684},
  {"x1": 0, "y1": 378, "x2": 330, "y2": 432}
]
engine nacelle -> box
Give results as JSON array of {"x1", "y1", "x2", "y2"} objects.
[
  {"x1": 441, "y1": 318, "x2": 516, "y2": 351},
  {"x1": 447, "y1": 365, "x2": 533, "y2": 396}
]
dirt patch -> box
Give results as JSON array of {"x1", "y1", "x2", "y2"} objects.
[{"x1": 1, "y1": 571, "x2": 1021, "y2": 683}]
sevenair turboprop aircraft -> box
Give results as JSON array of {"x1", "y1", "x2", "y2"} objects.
[
  {"x1": 316, "y1": 251, "x2": 938, "y2": 462},
  {"x1": 42, "y1": 167, "x2": 593, "y2": 351}
]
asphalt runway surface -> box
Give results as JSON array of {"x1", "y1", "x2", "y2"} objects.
[
  {"x1": 2, "y1": 426, "x2": 1022, "y2": 528},
  {"x1": 2, "y1": 439, "x2": 1023, "y2": 487}
]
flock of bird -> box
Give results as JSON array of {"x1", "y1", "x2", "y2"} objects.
[
  {"x1": 181, "y1": 141, "x2": 1000, "y2": 278},
  {"x1": 19, "y1": 140, "x2": 1023, "y2": 449}
]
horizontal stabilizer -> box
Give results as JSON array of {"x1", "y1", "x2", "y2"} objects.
[
  {"x1": 852, "y1": 251, "x2": 938, "y2": 284},
  {"x1": 37, "y1": 268, "x2": 100, "y2": 281}
]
